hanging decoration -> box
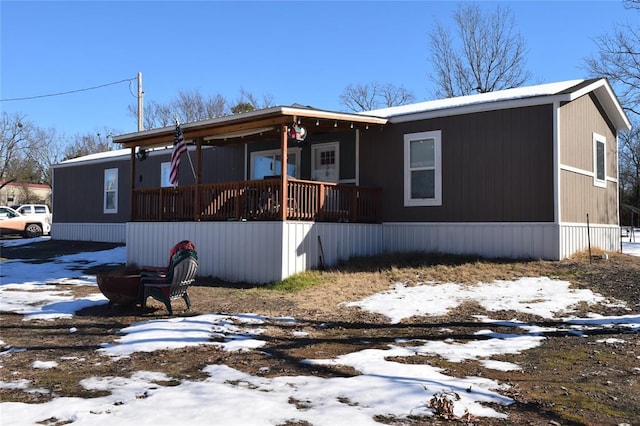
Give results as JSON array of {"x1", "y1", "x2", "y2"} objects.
[{"x1": 288, "y1": 124, "x2": 307, "y2": 142}]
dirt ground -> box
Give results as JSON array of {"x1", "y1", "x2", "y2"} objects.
[{"x1": 1, "y1": 239, "x2": 639, "y2": 425}]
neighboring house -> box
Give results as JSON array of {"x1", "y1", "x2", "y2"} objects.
[
  {"x1": 0, "y1": 181, "x2": 51, "y2": 207},
  {"x1": 51, "y1": 78, "x2": 631, "y2": 283},
  {"x1": 52, "y1": 149, "x2": 132, "y2": 243}
]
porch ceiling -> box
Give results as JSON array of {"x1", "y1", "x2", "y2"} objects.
[{"x1": 113, "y1": 106, "x2": 388, "y2": 149}]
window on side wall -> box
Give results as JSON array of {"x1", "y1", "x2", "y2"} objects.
[
  {"x1": 104, "y1": 168, "x2": 118, "y2": 213},
  {"x1": 593, "y1": 133, "x2": 606, "y2": 188},
  {"x1": 404, "y1": 130, "x2": 442, "y2": 206}
]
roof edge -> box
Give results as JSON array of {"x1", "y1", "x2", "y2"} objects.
[
  {"x1": 112, "y1": 106, "x2": 386, "y2": 143},
  {"x1": 563, "y1": 79, "x2": 631, "y2": 131}
]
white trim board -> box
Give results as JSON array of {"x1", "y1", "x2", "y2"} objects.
[{"x1": 559, "y1": 164, "x2": 618, "y2": 183}]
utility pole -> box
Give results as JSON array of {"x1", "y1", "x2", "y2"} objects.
[{"x1": 137, "y1": 72, "x2": 144, "y2": 131}]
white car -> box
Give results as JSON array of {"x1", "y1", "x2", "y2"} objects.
[
  {"x1": 0, "y1": 206, "x2": 48, "y2": 238},
  {"x1": 10, "y1": 204, "x2": 52, "y2": 235}
]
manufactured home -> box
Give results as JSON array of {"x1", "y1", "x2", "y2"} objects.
[{"x1": 52, "y1": 78, "x2": 631, "y2": 283}]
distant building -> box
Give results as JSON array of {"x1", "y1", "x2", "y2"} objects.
[{"x1": 0, "y1": 181, "x2": 51, "y2": 207}]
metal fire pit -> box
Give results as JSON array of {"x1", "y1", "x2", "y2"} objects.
[{"x1": 96, "y1": 271, "x2": 141, "y2": 306}]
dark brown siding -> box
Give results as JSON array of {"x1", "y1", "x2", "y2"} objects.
[
  {"x1": 202, "y1": 145, "x2": 246, "y2": 182},
  {"x1": 133, "y1": 145, "x2": 245, "y2": 188},
  {"x1": 53, "y1": 158, "x2": 131, "y2": 223},
  {"x1": 360, "y1": 105, "x2": 555, "y2": 222},
  {"x1": 53, "y1": 145, "x2": 246, "y2": 224}
]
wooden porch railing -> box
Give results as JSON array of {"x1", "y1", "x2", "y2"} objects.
[{"x1": 131, "y1": 179, "x2": 380, "y2": 223}]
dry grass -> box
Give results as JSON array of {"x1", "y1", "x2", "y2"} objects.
[{"x1": 1, "y1": 240, "x2": 639, "y2": 425}]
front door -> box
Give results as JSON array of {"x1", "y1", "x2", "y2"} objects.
[{"x1": 311, "y1": 142, "x2": 339, "y2": 183}]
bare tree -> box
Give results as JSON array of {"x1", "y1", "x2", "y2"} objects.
[
  {"x1": 26, "y1": 126, "x2": 63, "y2": 188},
  {"x1": 584, "y1": 0, "x2": 640, "y2": 212},
  {"x1": 339, "y1": 82, "x2": 416, "y2": 112},
  {"x1": 625, "y1": 0, "x2": 640, "y2": 10},
  {"x1": 141, "y1": 100, "x2": 177, "y2": 129},
  {"x1": 63, "y1": 128, "x2": 118, "y2": 160},
  {"x1": 428, "y1": 3, "x2": 531, "y2": 98},
  {"x1": 1, "y1": 112, "x2": 29, "y2": 185},
  {"x1": 129, "y1": 88, "x2": 275, "y2": 130},
  {"x1": 0, "y1": 112, "x2": 48, "y2": 187},
  {"x1": 0, "y1": 112, "x2": 65, "y2": 192},
  {"x1": 234, "y1": 88, "x2": 275, "y2": 111},
  {"x1": 619, "y1": 127, "x2": 640, "y2": 208},
  {"x1": 584, "y1": 11, "x2": 640, "y2": 116}
]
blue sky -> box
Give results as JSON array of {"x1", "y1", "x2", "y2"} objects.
[{"x1": 0, "y1": 1, "x2": 633, "y2": 145}]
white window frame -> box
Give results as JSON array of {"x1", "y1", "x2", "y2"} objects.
[
  {"x1": 161, "y1": 162, "x2": 172, "y2": 187},
  {"x1": 593, "y1": 132, "x2": 606, "y2": 188},
  {"x1": 404, "y1": 130, "x2": 442, "y2": 206},
  {"x1": 250, "y1": 147, "x2": 301, "y2": 179},
  {"x1": 103, "y1": 168, "x2": 118, "y2": 214}
]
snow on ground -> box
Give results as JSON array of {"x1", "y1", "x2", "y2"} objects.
[{"x1": 0, "y1": 236, "x2": 639, "y2": 425}]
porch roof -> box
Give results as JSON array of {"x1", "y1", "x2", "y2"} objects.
[{"x1": 113, "y1": 105, "x2": 388, "y2": 149}]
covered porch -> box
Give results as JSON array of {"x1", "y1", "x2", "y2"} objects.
[{"x1": 115, "y1": 106, "x2": 388, "y2": 225}]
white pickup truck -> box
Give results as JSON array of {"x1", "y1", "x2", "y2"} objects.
[
  {"x1": 0, "y1": 206, "x2": 49, "y2": 238},
  {"x1": 10, "y1": 204, "x2": 52, "y2": 235}
]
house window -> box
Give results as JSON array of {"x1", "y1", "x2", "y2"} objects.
[
  {"x1": 104, "y1": 168, "x2": 118, "y2": 213},
  {"x1": 320, "y1": 150, "x2": 335, "y2": 166},
  {"x1": 161, "y1": 162, "x2": 172, "y2": 187},
  {"x1": 250, "y1": 148, "x2": 301, "y2": 179},
  {"x1": 593, "y1": 133, "x2": 606, "y2": 188},
  {"x1": 404, "y1": 130, "x2": 442, "y2": 206}
]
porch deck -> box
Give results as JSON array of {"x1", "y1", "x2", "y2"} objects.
[{"x1": 132, "y1": 178, "x2": 381, "y2": 223}]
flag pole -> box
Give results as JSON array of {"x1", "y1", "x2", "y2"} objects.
[{"x1": 175, "y1": 117, "x2": 196, "y2": 180}]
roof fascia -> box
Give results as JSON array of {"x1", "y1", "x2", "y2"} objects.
[
  {"x1": 388, "y1": 96, "x2": 559, "y2": 123},
  {"x1": 112, "y1": 106, "x2": 387, "y2": 146},
  {"x1": 388, "y1": 79, "x2": 632, "y2": 131},
  {"x1": 278, "y1": 106, "x2": 387, "y2": 124},
  {"x1": 53, "y1": 150, "x2": 132, "y2": 168}
]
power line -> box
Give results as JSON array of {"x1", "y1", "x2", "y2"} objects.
[{"x1": 0, "y1": 77, "x2": 137, "y2": 102}]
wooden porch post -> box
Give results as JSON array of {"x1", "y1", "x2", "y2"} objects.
[
  {"x1": 130, "y1": 147, "x2": 136, "y2": 220},
  {"x1": 280, "y1": 124, "x2": 288, "y2": 221},
  {"x1": 194, "y1": 138, "x2": 202, "y2": 221}
]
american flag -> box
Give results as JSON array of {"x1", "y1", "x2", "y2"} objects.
[{"x1": 169, "y1": 124, "x2": 187, "y2": 186}]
